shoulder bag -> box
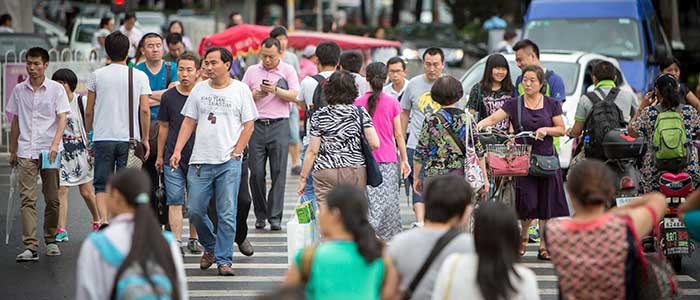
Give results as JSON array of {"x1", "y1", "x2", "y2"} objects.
[
  {"x1": 435, "y1": 110, "x2": 484, "y2": 191},
  {"x1": 357, "y1": 106, "x2": 383, "y2": 187},
  {"x1": 517, "y1": 97, "x2": 559, "y2": 177},
  {"x1": 127, "y1": 67, "x2": 147, "y2": 169}
]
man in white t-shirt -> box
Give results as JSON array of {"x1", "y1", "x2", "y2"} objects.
[
  {"x1": 85, "y1": 32, "x2": 152, "y2": 226},
  {"x1": 119, "y1": 12, "x2": 143, "y2": 59},
  {"x1": 170, "y1": 46, "x2": 258, "y2": 276},
  {"x1": 296, "y1": 41, "x2": 341, "y2": 204}
]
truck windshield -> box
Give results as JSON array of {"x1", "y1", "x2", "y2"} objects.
[{"x1": 524, "y1": 18, "x2": 642, "y2": 60}]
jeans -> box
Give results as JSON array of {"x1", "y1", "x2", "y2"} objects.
[
  {"x1": 92, "y1": 141, "x2": 129, "y2": 193},
  {"x1": 187, "y1": 159, "x2": 242, "y2": 265},
  {"x1": 300, "y1": 144, "x2": 316, "y2": 204},
  {"x1": 406, "y1": 148, "x2": 424, "y2": 204},
  {"x1": 163, "y1": 163, "x2": 186, "y2": 206}
]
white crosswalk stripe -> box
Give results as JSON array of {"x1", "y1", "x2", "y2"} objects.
[{"x1": 181, "y1": 172, "x2": 699, "y2": 300}]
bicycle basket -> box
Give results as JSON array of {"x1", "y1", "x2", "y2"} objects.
[{"x1": 486, "y1": 144, "x2": 532, "y2": 177}]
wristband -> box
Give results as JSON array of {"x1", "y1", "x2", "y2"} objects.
[{"x1": 88, "y1": 131, "x2": 94, "y2": 148}]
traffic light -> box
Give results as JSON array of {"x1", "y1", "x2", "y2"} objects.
[{"x1": 112, "y1": 0, "x2": 127, "y2": 13}]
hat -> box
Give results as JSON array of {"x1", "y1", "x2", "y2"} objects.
[{"x1": 303, "y1": 45, "x2": 317, "y2": 58}]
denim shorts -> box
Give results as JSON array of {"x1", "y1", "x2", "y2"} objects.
[
  {"x1": 163, "y1": 162, "x2": 186, "y2": 205},
  {"x1": 93, "y1": 141, "x2": 129, "y2": 193}
]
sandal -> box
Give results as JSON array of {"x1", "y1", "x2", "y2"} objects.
[
  {"x1": 519, "y1": 238, "x2": 528, "y2": 256},
  {"x1": 537, "y1": 248, "x2": 551, "y2": 261}
]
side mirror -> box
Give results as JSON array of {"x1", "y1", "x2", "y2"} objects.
[{"x1": 651, "y1": 43, "x2": 669, "y2": 63}]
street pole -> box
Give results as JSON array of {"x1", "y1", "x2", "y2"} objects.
[
  {"x1": 288, "y1": 0, "x2": 295, "y2": 31},
  {"x1": 316, "y1": 0, "x2": 322, "y2": 32},
  {"x1": 214, "y1": 0, "x2": 220, "y2": 33}
]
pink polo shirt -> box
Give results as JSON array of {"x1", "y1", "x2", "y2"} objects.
[
  {"x1": 241, "y1": 62, "x2": 300, "y2": 119},
  {"x1": 6, "y1": 78, "x2": 71, "y2": 159},
  {"x1": 355, "y1": 91, "x2": 402, "y2": 163}
]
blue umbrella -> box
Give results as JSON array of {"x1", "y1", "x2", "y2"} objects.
[{"x1": 5, "y1": 168, "x2": 17, "y2": 244}]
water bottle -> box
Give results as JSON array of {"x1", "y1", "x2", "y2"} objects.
[{"x1": 584, "y1": 135, "x2": 590, "y2": 151}]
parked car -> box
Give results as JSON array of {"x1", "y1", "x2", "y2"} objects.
[
  {"x1": 69, "y1": 17, "x2": 100, "y2": 58},
  {"x1": 135, "y1": 11, "x2": 166, "y2": 35},
  {"x1": 33, "y1": 17, "x2": 69, "y2": 49},
  {"x1": 523, "y1": 0, "x2": 672, "y2": 94},
  {"x1": 459, "y1": 51, "x2": 635, "y2": 169},
  {"x1": 399, "y1": 23, "x2": 467, "y2": 67},
  {"x1": 0, "y1": 33, "x2": 52, "y2": 63}
]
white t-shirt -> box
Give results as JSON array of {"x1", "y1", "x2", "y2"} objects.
[
  {"x1": 432, "y1": 254, "x2": 540, "y2": 300},
  {"x1": 88, "y1": 64, "x2": 152, "y2": 142},
  {"x1": 297, "y1": 70, "x2": 334, "y2": 145},
  {"x1": 181, "y1": 79, "x2": 258, "y2": 165},
  {"x1": 119, "y1": 25, "x2": 143, "y2": 58}
]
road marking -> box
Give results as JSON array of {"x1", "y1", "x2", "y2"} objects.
[{"x1": 187, "y1": 276, "x2": 283, "y2": 282}]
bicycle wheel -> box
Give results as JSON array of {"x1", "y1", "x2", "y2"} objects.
[{"x1": 500, "y1": 177, "x2": 516, "y2": 207}]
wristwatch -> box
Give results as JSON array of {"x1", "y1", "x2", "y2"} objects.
[{"x1": 232, "y1": 152, "x2": 243, "y2": 160}]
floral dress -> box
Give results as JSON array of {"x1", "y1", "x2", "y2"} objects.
[
  {"x1": 60, "y1": 94, "x2": 93, "y2": 186},
  {"x1": 630, "y1": 105, "x2": 700, "y2": 193},
  {"x1": 415, "y1": 107, "x2": 483, "y2": 177}
]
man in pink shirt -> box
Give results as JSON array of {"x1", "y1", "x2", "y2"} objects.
[
  {"x1": 242, "y1": 37, "x2": 300, "y2": 231},
  {"x1": 8, "y1": 47, "x2": 71, "y2": 261}
]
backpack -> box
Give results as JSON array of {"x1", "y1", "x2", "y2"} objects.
[
  {"x1": 652, "y1": 106, "x2": 690, "y2": 172},
  {"x1": 302, "y1": 74, "x2": 329, "y2": 137},
  {"x1": 582, "y1": 87, "x2": 626, "y2": 160},
  {"x1": 89, "y1": 231, "x2": 176, "y2": 300}
]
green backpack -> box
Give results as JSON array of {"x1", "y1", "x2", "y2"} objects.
[{"x1": 652, "y1": 107, "x2": 690, "y2": 171}]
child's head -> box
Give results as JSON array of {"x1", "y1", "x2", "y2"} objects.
[
  {"x1": 106, "y1": 168, "x2": 152, "y2": 216},
  {"x1": 51, "y1": 68, "x2": 78, "y2": 94}
]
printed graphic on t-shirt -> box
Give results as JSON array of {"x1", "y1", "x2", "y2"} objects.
[
  {"x1": 417, "y1": 91, "x2": 441, "y2": 115},
  {"x1": 201, "y1": 94, "x2": 234, "y2": 122},
  {"x1": 483, "y1": 93, "x2": 510, "y2": 130}
]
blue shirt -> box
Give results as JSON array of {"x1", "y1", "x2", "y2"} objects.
[
  {"x1": 515, "y1": 69, "x2": 567, "y2": 102},
  {"x1": 135, "y1": 61, "x2": 178, "y2": 119}
]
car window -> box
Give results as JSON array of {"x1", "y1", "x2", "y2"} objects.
[
  {"x1": 525, "y1": 18, "x2": 642, "y2": 60},
  {"x1": 76, "y1": 23, "x2": 98, "y2": 43}
]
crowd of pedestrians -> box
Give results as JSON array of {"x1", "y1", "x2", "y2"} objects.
[{"x1": 7, "y1": 19, "x2": 700, "y2": 299}]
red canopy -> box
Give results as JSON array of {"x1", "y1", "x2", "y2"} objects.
[
  {"x1": 198, "y1": 24, "x2": 272, "y2": 57},
  {"x1": 288, "y1": 31, "x2": 401, "y2": 50}
]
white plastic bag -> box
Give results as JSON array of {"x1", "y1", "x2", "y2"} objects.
[
  {"x1": 5, "y1": 168, "x2": 18, "y2": 244},
  {"x1": 286, "y1": 216, "x2": 320, "y2": 265}
]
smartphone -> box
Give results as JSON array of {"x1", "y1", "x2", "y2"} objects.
[{"x1": 262, "y1": 79, "x2": 271, "y2": 86}]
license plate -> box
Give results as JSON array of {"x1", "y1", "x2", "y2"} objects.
[
  {"x1": 615, "y1": 197, "x2": 638, "y2": 207},
  {"x1": 664, "y1": 217, "x2": 684, "y2": 229}
]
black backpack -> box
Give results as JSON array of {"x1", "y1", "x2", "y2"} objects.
[
  {"x1": 582, "y1": 87, "x2": 626, "y2": 160},
  {"x1": 303, "y1": 74, "x2": 329, "y2": 137}
]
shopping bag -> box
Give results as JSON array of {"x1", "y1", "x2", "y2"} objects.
[{"x1": 287, "y1": 216, "x2": 320, "y2": 265}]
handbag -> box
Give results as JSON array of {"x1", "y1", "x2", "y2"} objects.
[
  {"x1": 127, "y1": 67, "x2": 147, "y2": 169},
  {"x1": 356, "y1": 106, "x2": 383, "y2": 187},
  {"x1": 436, "y1": 111, "x2": 485, "y2": 190},
  {"x1": 516, "y1": 96, "x2": 559, "y2": 177}
]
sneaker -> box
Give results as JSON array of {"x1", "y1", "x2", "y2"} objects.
[
  {"x1": 15, "y1": 249, "x2": 38, "y2": 262},
  {"x1": 188, "y1": 239, "x2": 203, "y2": 254},
  {"x1": 92, "y1": 222, "x2": 100, "y2": 232},
  {"x1": 46, "y1": 243, "x2": 61, "y2": 256},
  {"x1": 528, "y1": 226, "x2": 540, "y2": 243},
  {"x1": 237, "y1": 239, "x2": 254, "y2": 257},
  {"x1": 217, "y1": 264, "x2": 235, "y2": 276},
  {"x1": 98, "y1": 223, "x2": 109, "y2": 231},
  {"x1": 200, "y1": 251, "x2": 215, "y2": 270},
  {"x1": 55, "y1": 229, "x2": 69, "y2": 242}
]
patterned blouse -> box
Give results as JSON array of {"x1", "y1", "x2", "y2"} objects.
[
  {"x1": 309, "y1": 104, "x2": 374, "y2": 171},
  {"x1": 630, "y1": 105, "x2": 700, "y2": 192},
  {"x1": 415, "y1": 107, "x2": 483, "y2": 177}
]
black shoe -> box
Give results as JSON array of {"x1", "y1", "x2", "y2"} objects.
[
  {"x1": 237, "y1": 239, "x2": 254, "y2": 256},
  {"x1": 270, "y1": 221, "x2": 282, "y2": 231},
  {"x1": 255, "y1": 219, "x2": 266, "y2": 229}
]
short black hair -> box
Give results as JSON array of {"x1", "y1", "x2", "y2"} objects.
[
  {"x1": 339, "y1": 51, "x2": 364, "y2": 73},
  {"x1": 386, "y1": 56, "x2": 406, "y2": 70},
  {"x1": 513, "y1": 39, "x2": 540, "y2": 59},
  {"x1": 424, "y1": 175, "x2": 473, "y2": 223},
  {"x1": 51, "y1": 68, "x2": 78, "y2": 92},
  {"x1": 124, "y1": 12, "x2": 137, "y2": 22},
  {"x1": 165, "y1": 33, "x2": 183, "y2": 46},
  {"x1": 503, "y1": 28, "x2": 517, "y2": 41},
  {"x1": 316, "y1": 41, "x2": 341, "y2": 67},
  {"x1": 141, "y1": 32, "x2": 162, "y2": 43},
  {"x1": 100, "y1": 17, "x2": 111, "y2": 28},
  {"x1": 270, "y1": 26, "x2": 289, "y2": 39},
  {"x1": 203, "y1": 46, "x2": 234, "y2": 71},
  {"x1": 177, "y1": 52, "x2": 201, "y2": 69},
  {"x1": 324, "y1": 71, "x2": 358, "y2": 105},
  {"x1": 592, "y1": 61, "x2": 617, "y2": 82},
  {"x1": 0, "y1": 14, "x2": 11, "y2": 26},
  {"x1": 105, "y1": 31, "x2": 130, "y2": 61},
  {"x1": 168, "y1": 20, "x2": 185, "y2": 35},
  {"x1": 422, "y1": 47, "x2": 445, "y2": 63},
  {"x1": 25, "y1": 47, "x2": 49, "y2": 63},
  {"x1": 229, "y1": 11, "x2": 241, "y2": 19},
  {"x1": 431, "y1": 76, "x2": 463, "y2": 106},
  {"x1": 261, "y1": 37, "x2": 281, "y2": 52}
]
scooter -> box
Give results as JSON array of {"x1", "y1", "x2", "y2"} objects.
[
  {"x1": 600, "y1": 128, "x2": 645, "y2": 206},
  {"x1": 657, "y1": 171, "x2": 695, "y2": 272}
]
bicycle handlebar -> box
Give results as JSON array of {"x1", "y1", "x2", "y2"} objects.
[{"x1": 479, "y1": 127, "x2": 538, "y2": 141}]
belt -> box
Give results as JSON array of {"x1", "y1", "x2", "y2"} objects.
[{"x1": 255, "y1": 118, "x2": 287, "y2": 126}]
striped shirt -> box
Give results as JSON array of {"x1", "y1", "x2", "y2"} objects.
[{"x1": 309, "y1": 104, "x2": 373, "y2": 170}]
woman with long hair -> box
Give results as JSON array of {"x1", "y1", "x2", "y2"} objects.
[
  {"x1": 629, "y1": 73, "x2": 700, "y2": 192},
  {"x1": 432, "y1": 201, "x2": 539, "y2": 300},
  {"x1": 283, "y1": 185, "x2": 399, "y2": 300},
  {"x1": 546, "y1": 160, "x2": 666, "y2": 299},
  {"x1": 76, "y1": 169, "x2": 187, "y2": 300},
  {"x1": 354, "y1": 62, "x2": 410, "y2": 241},
  {"x1": 165, "y1": 20, "x2": 193, "y2": 51},
  {"x1": 296, "y1": 71, "x2": 380, "y2": 204},
  {"x1": 467, "y1": 54, "x2": 515, "y2": 130},
  {"x1": 657, "y1": 56, "x2": 700, "y2": 111}
]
